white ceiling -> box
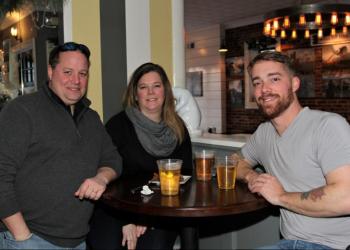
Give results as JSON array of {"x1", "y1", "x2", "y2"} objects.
[{"x1": 184, "y1": 0, "x2": 349, "y2": 31}]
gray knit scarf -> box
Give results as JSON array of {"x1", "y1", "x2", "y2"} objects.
[{"x1": 125, "y1": 107, "x2": 177, "y2": 157}]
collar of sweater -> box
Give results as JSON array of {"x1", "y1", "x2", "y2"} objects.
[{"x1": 43, "y1": 82, "x2": 91, "y2": 121}]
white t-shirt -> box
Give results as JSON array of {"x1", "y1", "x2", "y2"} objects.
[{"x1": 242, "y1": 107, "x2": 350, "y2": 249}]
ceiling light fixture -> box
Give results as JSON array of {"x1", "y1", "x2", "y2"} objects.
[{"x1": 263, "y1": 3, "x2": 350, "y2": 40}]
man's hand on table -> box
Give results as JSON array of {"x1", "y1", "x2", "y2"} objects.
[
  {"x1": 74, "y1": 175, "x2": 108, "y2": 200},
  {"x1": 248, "y1": 173, "x2": 286, "y2": 206}
]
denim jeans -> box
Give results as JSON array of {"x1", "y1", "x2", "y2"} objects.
[
  {"x1": 0, "y1": 231, "x2": 86, "y2": 250},
  {"x1": 258, "y1": 239, "x2": 333, "y2": 250}
]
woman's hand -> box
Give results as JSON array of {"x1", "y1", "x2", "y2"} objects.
[
  {"x1": 136, "y1": 225, "x2": 147, "y2": 237},
  {"x1": 121, "y1": 224, "x2": 137, "y2": 250}
]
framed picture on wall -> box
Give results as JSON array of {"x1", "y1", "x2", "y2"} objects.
[
  {"x1": 244, "y1": 42, "x2": 258, "y2": 109},
  {"x1": 228, "y1": 79, "x2": 244, "y2": 108},
  {"x1": 322, "y1": 44, "x2": 350, "y2": 98},
  {"x1": 226, "y1": 56, "x2": 244, "y2": 108},
  {"x1": 283, "y1": 48, "x2": 315, "y2": 98},
  {"x1": 186, "y1": 71, "x2": 203, "y2": 97},
  {"x1": 226, "y1": 56, "x2": 244, "y2": 78}
]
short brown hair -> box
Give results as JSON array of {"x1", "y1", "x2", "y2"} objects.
[{"x1": 248, "y1": 51, "x2": 297, "y2": 78}]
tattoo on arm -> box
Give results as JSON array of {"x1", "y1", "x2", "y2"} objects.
[{"x1": 301, "y1": 187, "x2": 325, "y2": 202}]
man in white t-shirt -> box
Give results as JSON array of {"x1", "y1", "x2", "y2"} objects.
[{"x1": 238, "y1": 51, "x2": 350, "y2": 249}]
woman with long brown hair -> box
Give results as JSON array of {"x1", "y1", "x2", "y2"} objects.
[{"x1": 88, "y1": 62, "x2": 193, "y2": 250}]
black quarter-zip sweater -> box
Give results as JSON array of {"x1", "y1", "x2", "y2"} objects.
[{"x1": 0, "y1": 84, "x2": 122, "y2": 247}]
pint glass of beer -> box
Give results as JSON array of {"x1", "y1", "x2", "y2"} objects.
[
  {"x1": 216, "y1": 155, "x2": 237, "y2": 189},
  {"x1": 157, "y1": 159, "x2": 182, "y2": 195},
  {"x1": 195, "y1": 150, "x2": 215, "y2": 181}
]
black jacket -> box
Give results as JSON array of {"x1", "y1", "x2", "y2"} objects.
[{"x1": 0, "y1": 84, "x2": 122, "y2": 247}]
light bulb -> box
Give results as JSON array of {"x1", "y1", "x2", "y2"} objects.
[
  {"x1": 315, "y1": 13, "x2": 322, "y2": 26},
  {"x1": 331, "y1": 12, "x2": 338, "y2": 25},
  {"x1": 345, "y1": 13, "x2": 350, "y2": 26},
  {"x1": 299, "y1": 14, "x2": 306, "y2": 25},
  {"x1": 271, "y1": 29, "x2": 276, "y2": 38},
  {"x1": 10, "y1": 27, "x2": 18, "y2": 37},
  {"x1": 283, "y1": 16, "x2": 290, "y2": 28},
  {"x1": 317, "y1": 28, "x2": 323, "y2": 38},
  {"x1": 331, "y1": 27, "x2": 336, "y2": 36},
  {"x1": 343, "y1": 26, "x2": 348, "y2": 35},
  {"x1": 281, "y1": 29, "x2": 286, "y2": 39},
  {"x1": 264, "y1": 22, "x2": 271, "y2": 35}
]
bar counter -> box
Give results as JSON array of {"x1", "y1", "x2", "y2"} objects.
[{"x1": 190, "y1": 133, "x2": 251, "y2": 148}]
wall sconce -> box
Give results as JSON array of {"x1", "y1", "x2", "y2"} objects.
[
  {"x1": 218, "y1": 40, "x2": 228, "y2": 53},
  {"x1": 10, "y1": 27, "x2": 18, "y2": 39}
]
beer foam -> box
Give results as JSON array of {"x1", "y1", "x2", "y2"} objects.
[
  {"x1": 196, "y1": 151, "x2": 214, "y2": 158},
  {"x1": 197, "y1": 152, "x2": 214, "y2": 159},
  {"x1": 162, "y1": 162, "x2": 182, "y2": 170},
  {"x1": 203, "y1": 152, "x2": 214, "y2": 158}
]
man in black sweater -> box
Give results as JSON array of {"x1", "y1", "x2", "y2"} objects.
[{"x1": 0, "y1": 42, "x2": 122, "y2": 249}]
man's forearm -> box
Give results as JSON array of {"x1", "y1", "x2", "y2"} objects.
[
  {"x1": 96, "y1": 166, "x2": 118, "y2": 185},
  {"x1": 2, "y1": 212, "x2": 31, "y2": 240},
  {"x1": 236, "y1": 159, "x2": 259, "y2": 183},
  {"x1": 279, "y1": 183, "x2": 350, "y2": 217},
  {"x1": 278, "y1": 165, "x2": 350, "y2": 217}
]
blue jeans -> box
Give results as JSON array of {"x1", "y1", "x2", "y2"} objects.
[
  {"x1": 258, "y1": 239, "x2": 333, "y2": 250},
  {"x1": 0, "y1": 231, "x2": 86, "y2": 249}
]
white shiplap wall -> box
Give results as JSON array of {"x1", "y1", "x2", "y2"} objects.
[{"x1": 185, "y1": 24, "x2": 226, "y2": 133}]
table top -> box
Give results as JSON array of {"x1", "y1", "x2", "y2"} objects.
[{"x1": 102, "y1": 174, "x2": 268, "y2": 217}]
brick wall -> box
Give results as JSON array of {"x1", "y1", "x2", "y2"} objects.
[{"x1": 226, "y1": 24, "x2": 350, "y2": 134}]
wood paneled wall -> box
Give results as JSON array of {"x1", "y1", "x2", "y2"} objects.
[{"x1": 185, "y1": 24, "x2": 226, "y2": 133}]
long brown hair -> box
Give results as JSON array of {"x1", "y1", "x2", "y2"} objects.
[{"x1": 123, "y1": 62, "x2": 185, "y2": 143}]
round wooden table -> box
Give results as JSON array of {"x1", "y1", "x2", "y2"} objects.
[{"x1": 102, "y1": 174, "x2": 269, "y2": 249}]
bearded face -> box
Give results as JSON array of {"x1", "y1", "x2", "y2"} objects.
[
  {"x1": 256, "y1": 86, "x2": 294, "y2": 119},
  {"x1": 251, "y1": 61, "x2": 299, "y2": 120}
]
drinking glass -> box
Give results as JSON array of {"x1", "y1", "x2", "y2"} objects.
[
  {"x1": 157, "y1": 159, "x2": 182, "y2": 196},
  {"x1": 195, "y1": 150, "x2": 215, "y2": 181},
  {"x1": 216, "y1": 156, "x2": 237, "y2": 189}
]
